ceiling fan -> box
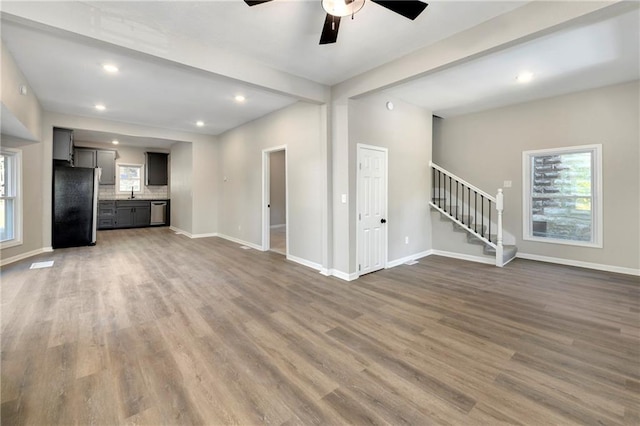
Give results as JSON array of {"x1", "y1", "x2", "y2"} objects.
[{"x1": 244, "y1": 0, "x2": 429, "y2": 45}]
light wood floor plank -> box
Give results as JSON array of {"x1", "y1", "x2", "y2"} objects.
[{"x1": 1, "y1": 227, "x2": 639, "y2": 425}]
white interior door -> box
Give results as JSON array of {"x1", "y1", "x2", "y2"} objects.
[{"x1": 357, "y1": 144, "x2": 388, "y2": 276}]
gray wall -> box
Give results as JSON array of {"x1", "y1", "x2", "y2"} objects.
[
  {"x1": 434, "y1": 80, "x2": 640, "y2": 270},
  {"x1": 218, "y1": 102, "x2": 324, "y2": 265},
  {"x1": 192, "y1": 140, "x2": 218, "y2": 235},
  {"x1": 0, "y1": 136, "x2": 44, "y2": 260},
  {"x1": 349, "y1": 94, "x2": 433, "y2": 266},
  {"x1": 1, "y1": 41, "x2": 43, "y2": 141},
  {"x1": 269, "y1": 150, "x2": 286, "y2": 226},
  {"x1": 170, "y1": 142, "x2": 193, "y2": 234}
]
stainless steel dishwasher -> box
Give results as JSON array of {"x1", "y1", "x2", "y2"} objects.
[{"x1": 150, "y1": 201, "x2": 167, "y2": 225}]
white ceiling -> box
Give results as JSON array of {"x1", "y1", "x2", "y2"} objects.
[
  {"x1": 84, "y1": 0, "x2": 525, "y2": 85},
  {"x1": 386, "y1": 7, "x2": 640, "y2": 117},
  {"x1": 1, "y1": 1, "x2": 638, "y2": 148},
  {"x1": 1, "y1": 18, "x2": 298, "y2": 136}
]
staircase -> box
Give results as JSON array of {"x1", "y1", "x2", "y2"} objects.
[{"x1": 429, "y1": 162, "x2": 517, "y2": 267}]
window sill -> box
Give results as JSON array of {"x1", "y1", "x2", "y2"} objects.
[
  {"x1": 523, "y1": 235, "x2": 602, "y2": 249},
  {"x1": 1, "y1": 238, "x2": 23, "y2": 250}
]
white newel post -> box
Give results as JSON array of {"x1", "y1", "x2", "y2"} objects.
[{"x1": 496, "y1": 188, "x2": 504, "y2": 267}]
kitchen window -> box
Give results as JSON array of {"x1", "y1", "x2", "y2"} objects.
[
  {"x1": 117, "y1": 163, "x2": 143, "y2": 194},
  {"x1": 523, "y1": 144, "x2": 602, "y2": 247},
  {"x1": 0, "y1": 148, "x2": 22, "y2": 247}
]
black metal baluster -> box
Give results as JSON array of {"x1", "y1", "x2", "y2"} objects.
[
  {"x1": 474, "y1": 192, "x2": 477, "y2": 234},
  {"x1": 481, "y1": 195, "x2": 484, "y2": 237},
  {"x1": 437, "y1": 171, "x2": 440, "y2": 208},
  {"x1": 488, "y1": 201, "x2": 492, "y2": 242},
  {"x1": 449, "y1": 176, "x2": 452, "y2": 214},
  {"x1": 468, "y1": 187, "x2": 470, "y2": 226},
  {"x1": 432, "y1": 167, "x2": 435, "y2": 203},
  {"x1": 445, "y1": 175, "x2": 448, "y2": 213},
  {"x1": 456, "y1": 181, "x2": 459, "y2": 220}
]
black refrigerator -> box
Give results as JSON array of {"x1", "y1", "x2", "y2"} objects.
[{"x1": 52, "y1": 165, "x2": 99, "y2": 248}]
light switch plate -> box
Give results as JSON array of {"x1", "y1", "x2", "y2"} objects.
[{"x1": 503, "y1": 180, "x2": 512, "y2": 188}]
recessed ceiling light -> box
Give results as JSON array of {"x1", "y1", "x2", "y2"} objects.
[
  {"x1": 112, "y1": 140, "x2": 119, "y2": 145},
  {"x1": 516, "y1": 72, "x2": 534, "y2": 83},
  {"x1": 95, "y1": 104, "x2": 106, "y2": 111},
  {"x1": 234, "y1": 95, "x2": 246, "y2": 103},
  {"x1": 102, "y1": 64, "x2": 119, "y2": 73},
  {"x1": 196, "y1": 121, "x2": 204, "y2": 127}
]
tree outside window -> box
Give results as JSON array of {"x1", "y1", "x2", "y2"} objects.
[{"x1": 523, "y1": 145, "x2": 602, "y2": 247}]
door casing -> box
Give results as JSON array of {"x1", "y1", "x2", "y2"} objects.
[
  {"x1": 356, "y1": 143, "x2": 388, "y2": 277},
  {"x1": 262, "y1": 146, "x2": 288, "y2": 255}
]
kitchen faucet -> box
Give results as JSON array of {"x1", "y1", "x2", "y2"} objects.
[{"x1": 131, "y1": 188, "x2": 135, "y2": 199}]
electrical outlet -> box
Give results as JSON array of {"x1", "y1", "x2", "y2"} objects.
[
  {"x1": 341, "y1": 194, "x2": 347, "y2": 203},
  {"x1": 405, "y1": 236, "x2": 409, "y2": 244}
]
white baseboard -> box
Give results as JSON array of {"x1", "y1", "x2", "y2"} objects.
[
  {"x1": 1, "y1": 246, "x2": 54, "y2": 267},
  {"x1": 286, "y1": 254, "x2": 323, "y2": 272},
  {"x1": 170, "y1": 226, "x2": 219, "y2": 240},
  {"x1": 387, "y1": 250, "x2": 432, "y2": 268},
  {"x1": 516, "y1": 252, "x2": 640, "y2": 276},
  {"x1": 330, "y1": 269, "x2": 359, "y2": 281},
  {"x1": 429, "y1": 249, "x2": 495, "y2": 265},
  {"x1": 270, "y1": 224, "x2": 286, "y2": 229},
  {"x1": 191, "y1": 232, "x2": 218, "y2": 239},
  {"x1": 216, "y1": 234, "x2": 263, "y2": 251},
  {"x1": 170, "y1": 226, "x2": 192, "y2": 238}
]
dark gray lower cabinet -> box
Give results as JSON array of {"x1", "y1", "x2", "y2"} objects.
[
  {"x1": 98, "y1": 201, "x2": 115, "y2": 229},
  {"x1": 113, "y1": 201, "x2": 150, "y2": 228},
  {"x1": 98, "y1": 200, "x2": 167, "y2": 230}
]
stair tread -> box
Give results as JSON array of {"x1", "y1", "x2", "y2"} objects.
[{"x1": 432, "y1": 199, "x2": 517, "y2": 266}]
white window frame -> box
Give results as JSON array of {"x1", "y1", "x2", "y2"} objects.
[
  {"x1": 116, "y1": 163, "x2": 144, "y2": 194},
  {"x1": 0, "y1": 148, "x2": 23, "y2": 249},
  {"x1": 522, "y1": 144, "x2": 603, "y2": 248}
]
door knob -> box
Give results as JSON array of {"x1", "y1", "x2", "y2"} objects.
[{"x1": 381, "y1": 218, "x2": 387, "y2": 224}]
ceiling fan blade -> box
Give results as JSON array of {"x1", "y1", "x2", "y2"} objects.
[
  {"x1": 320, "y1": 14, "x2": 341, "y2": 45},
  {"x1": 370, "y1": 0, "x2": 428, "y2": 20},
  {"x1": 244, "y1": 0, "x2": 273, "y2": 6}
]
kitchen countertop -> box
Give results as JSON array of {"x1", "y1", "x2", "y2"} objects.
[{"x1": 99, "y1": 197, "x2": 170, "y2": 201}]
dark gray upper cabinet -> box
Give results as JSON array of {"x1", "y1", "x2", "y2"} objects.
[
  {"x1": 97, "y1": 150, "x2": 116, "y2": 185},
  {"x1": 72, "y1": 148, "x2": 116, "y2": 185},
  {"x1": 53, "y1": 128, "x2": 74, "y2": 163},
  {"x1": 145, "y1": 152, "x2": 168, "y2": 186},
  {"x1": 74, "y1": 148, "x2": 96, "y2": 168}
]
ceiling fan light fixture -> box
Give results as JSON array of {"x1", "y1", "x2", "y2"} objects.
[{"x1": 322, "y1": 0, "x2": 365, "y2": 17}]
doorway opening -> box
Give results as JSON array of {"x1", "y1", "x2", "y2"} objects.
[{"x1": 262, "y1": 146, "x2": 288, "y2": 255}]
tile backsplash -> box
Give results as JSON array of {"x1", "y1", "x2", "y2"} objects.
[{"x1": 99, "y1": 185, "x2": 169, "y2": 200}]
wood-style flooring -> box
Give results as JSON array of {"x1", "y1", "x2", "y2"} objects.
[
  {"x1": 270, "y1": 226, "x2": 286, "y2": 255},
  {"x1": 1, "y1": 227, "x2": 639, "y2": 425}
]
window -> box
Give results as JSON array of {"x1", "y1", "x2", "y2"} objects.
[
  {"x1": 117, "y1": 163, "x2": 143, "y2": 194},
  {"x1": 523, "y1": 144, "x2": 602, "y2": 247},
  {"x1": 0, "y1": 148, "x2": 22, "y2": 247}
]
